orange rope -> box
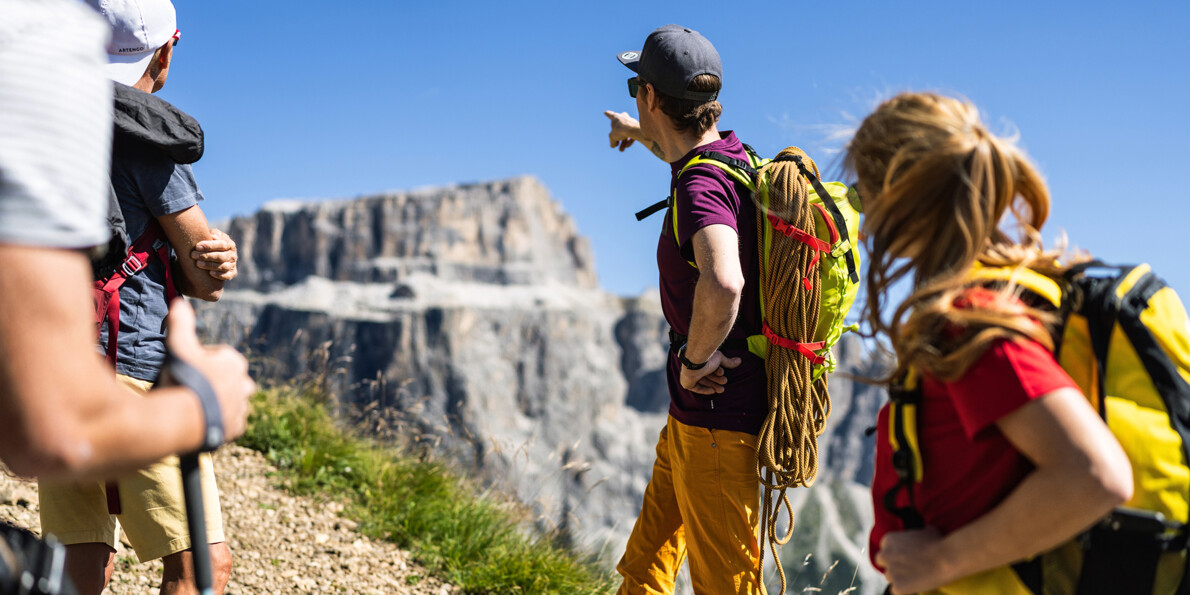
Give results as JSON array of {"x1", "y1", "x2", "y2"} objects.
[{"x1": 755, "y1": 148, "x2": 832, "y2": 593}]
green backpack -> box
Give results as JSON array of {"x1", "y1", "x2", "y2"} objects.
[{"x1": 636, "y1": 143, "x2": 863, "y2": 374}]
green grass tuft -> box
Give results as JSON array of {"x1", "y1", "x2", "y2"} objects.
[{"x1": 238, "y1": 388, "x2": 616, "y2": 594}]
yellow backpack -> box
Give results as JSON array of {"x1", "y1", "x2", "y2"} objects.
[{"x1": 884, "y1": 262, "x2": 1190, "y2": 594}]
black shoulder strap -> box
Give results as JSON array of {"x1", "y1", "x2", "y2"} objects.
[
  {"x1": 775, "y1": 153, "x2": 860, "y2": 283},
  {"x1": 695, "y1": 150, "x2": 758, "y2": 179},
  {"x1": 634, "y1": 146, "x2": 758, "y2": 222},
  {"x1": 90, "y1": 182, "x2": 130, "y2": 281},
  {"x1": 635, "y1": 198, "x2": 670, "y2": 222},
  {"x1": 884, "y1": 380, "x2": 925, "y2": 530}
]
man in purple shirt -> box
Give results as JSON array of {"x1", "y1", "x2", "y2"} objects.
[{"x1": 605, "y1": 24, "x2": 766, "y2": 595}]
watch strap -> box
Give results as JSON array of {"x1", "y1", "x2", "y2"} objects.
[{"x1": 677, "y1": 345, "x2": 708, "y2": 370}]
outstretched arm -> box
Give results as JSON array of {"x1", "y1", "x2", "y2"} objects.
[
  {"x1": 876, "y1": 387, "x2": 1133, "y2": 594},
  {"x1": 0, "y1": 244, "x2": 253, "y2": 480},
  {"x1": 604, "y1": 110, "x2": 667, "y2": 161}
]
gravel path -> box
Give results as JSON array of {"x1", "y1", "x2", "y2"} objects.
[{"x1": 1, "y1": 445, "x2": 458, "y2": 594}]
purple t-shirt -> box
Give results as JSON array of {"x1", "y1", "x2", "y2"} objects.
[{"x1": 657, "y1": 131, "x2": 767, "y2": 435}]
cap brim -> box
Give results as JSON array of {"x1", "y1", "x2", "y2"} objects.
[
  {"x1": 105, "y1": 51, "x2": 155, "y2": 87},
  {"x1": 616, "y1": 51, "x2": 640, "y2": 73}
]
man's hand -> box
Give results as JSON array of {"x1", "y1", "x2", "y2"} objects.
[
  {"x1": 877, "y1": 527, "x2": 960, "y2": 595},
  {"x1": 605, "y1": 110, "x2": 641, "y2": 152},
  {"x1": 191, "y1": 229, "x2": 237, "y2": 281},
  {"x1": 163, "y1": 299, "x2": 254, "y2": 443},
  {"x1": 605, "y1": 110, "x2": 669, "y2": 161},
  {"x1": 679, "y1": 351, "x2": 742, "y2": 395}
]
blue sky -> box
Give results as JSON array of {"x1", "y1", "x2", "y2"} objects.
[{"x1": 161, "y1": 1, "x2": 1190, "y2": 297}]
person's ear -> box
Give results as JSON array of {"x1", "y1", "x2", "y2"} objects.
[
  {"x1": 157, "y1": 40, "x2": 173, "y2": 69},
  {"x1": 644, "y1": 83, "x2": 659, "y2": 113}
]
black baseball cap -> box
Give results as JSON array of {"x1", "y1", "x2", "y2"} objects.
[{"x1": 617, "y1": 25, "x2": 721, "y2": 102}]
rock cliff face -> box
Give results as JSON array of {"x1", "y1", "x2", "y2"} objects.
[
  {"x1": 197, "y1": 176, "x2": 887, "y2": 593},
  {"x1": 226, "y1": 177, "x2": 597, "y2": 291}
]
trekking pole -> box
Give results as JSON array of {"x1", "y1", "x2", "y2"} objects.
[
  {"x1": 163, "y1": 349, "x2": 225, "y2": 595},
  {"x1": 180, "y1": 453, "x2": 214, "y2": 595}
]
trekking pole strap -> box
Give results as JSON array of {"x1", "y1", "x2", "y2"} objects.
[{"x1": 162, "y1": 351, "x2": 224, "y2": 453}]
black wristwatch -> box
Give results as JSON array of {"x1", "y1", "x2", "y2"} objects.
[{"x1": 677, "y1": 345, "x2": 707, "y2": 370}]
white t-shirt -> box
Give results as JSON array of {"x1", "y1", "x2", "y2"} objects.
[{"x1": 0, "y1": 0, "x2": 112, "y2": 249}]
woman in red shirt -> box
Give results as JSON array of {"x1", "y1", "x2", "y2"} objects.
[{"x1": 845, "y1": 92, "x2": 1134, "y2": 594}]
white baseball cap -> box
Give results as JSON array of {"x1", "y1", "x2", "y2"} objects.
[{"x1": 84, "y1": 0, "x2": 178, "y2": 86}]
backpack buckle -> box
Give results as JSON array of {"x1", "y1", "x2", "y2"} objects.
[
  {"x1": 121, "y1": 257, "x2": 146, "y2": 277},
  {"x1": 831, "y1": 239, "x2": 852, "y2": 259}
]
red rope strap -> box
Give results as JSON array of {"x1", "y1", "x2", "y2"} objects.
[
  {"x1": 767, "y1": 213, "x2": 830, "y2": 253},
  {"x1": 767, "y1": 211, "x2": 832, "y2": 292},
  {"x1": 811, "y1": 202, "x2": 839, "y2": 245},
  {"x1": 761, "y1": 322, "x2": 826, "y2": 365}
]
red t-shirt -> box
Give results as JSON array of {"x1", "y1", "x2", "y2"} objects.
[
  {"x1": 657, "y1": 131, "x2": 767, "y2": 435},
  {"x1": 868, "y1": 337, "x2": 1078, "y2": 570}
]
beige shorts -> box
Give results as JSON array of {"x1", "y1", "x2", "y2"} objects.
[{"x1": 38, "y1": 374, "x2": 225, "y2": 562}]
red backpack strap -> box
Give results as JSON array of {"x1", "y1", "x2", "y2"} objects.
[
  {"x1": 94, "y1": 219, "x2": 172, "y2": 515},
  {"x1": 92, "y1": 220, "x2": 173, "y2": 365}
]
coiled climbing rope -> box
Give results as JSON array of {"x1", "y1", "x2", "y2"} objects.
[{"x1": 754, "y1": 147, "x2": 832, "y2": 593}]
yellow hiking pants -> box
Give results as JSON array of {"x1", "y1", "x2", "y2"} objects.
[
  {"x1": 617, "y1": 415, "x2": 764, "y2": 595},
  {"x1": 38, "y1": 374, "x2": 224, "y2": 562}
]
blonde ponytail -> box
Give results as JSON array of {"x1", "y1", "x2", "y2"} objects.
[{"x1": 845, "y1": 92, "x2": 1074, "y2": 380}]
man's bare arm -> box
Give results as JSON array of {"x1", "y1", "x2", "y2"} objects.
[
  {"x1": 0, "y1": 244, "x2": 251, "y2": 480},
  {"x1": 679, "y1": 224, "x2": 745, "y2": 394},
  {"x1": 158, "y1": 204, "x2": 226, "y2": 301},
  {"x1": 877, "y1": 388, "x2": 1132, "y2": 594}
]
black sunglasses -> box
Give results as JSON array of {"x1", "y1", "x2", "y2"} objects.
[{"x1": 627, "y1": 77, "x2": 647, "y2": 98}]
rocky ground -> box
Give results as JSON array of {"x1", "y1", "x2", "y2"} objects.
[{"x1": 0, "y1": 445, "x2": 458, "y2": 594}]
